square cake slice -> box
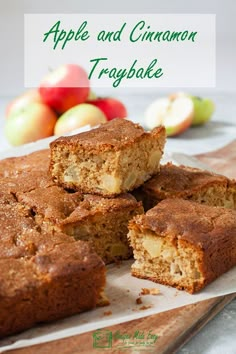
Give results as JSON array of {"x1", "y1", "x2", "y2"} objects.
[
  {"x1": 16, "y1": 185, "x2": 143, "y2": 264},
  {"x1": 128, "y1": 199, "x2": 236, "y2": 293},
  {"x1": 0, "y1": 240, "x2": 105, "y2": 338},
  {"x1": 50, "y1": 119, "x2": 166, "y2": 196},
  {"x1": 135, "y1": 163, "x2": 236, "y2": 210},
  {"x1": 59, "y1": 194, "x2": 144, "y2": 264}
]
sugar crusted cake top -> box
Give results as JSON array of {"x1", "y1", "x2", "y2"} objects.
[
  {"x1": 17, "y1": 186, "x2": 83, "y2": 222},
  {"x1": 0, "y1": 149, "x2": 50, "y2": 178},
  {"x1": 60, "y1": 193, "x2": 143, "y2": 225},
  {"x1": 0, "y1": 240, "x2": 104, "y2": 298},
  {"x1": 50, "y1": 119, "x2": 165, "y2": 152},
  {"x1": 130, "y1": 199, "x2": 236, "y2": 250},
  {"x1": 143, "y1": 163, "x2": 235, "y2": 196}
]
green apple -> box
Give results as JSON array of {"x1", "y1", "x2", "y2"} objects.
[
  {"x1": 191, "y1": 96, "x2": 215, "y2": 126},
  {"x1": 54, "y1": 103, "x2": 107, "y2": 135}
]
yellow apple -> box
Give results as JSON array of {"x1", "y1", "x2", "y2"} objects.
[
  {"x1": 54, "y1": 103, "x2": 107, "y2": 135},
  {"x1": 5, "y1": 102, "x2": 57, "y2": 146},
  {"x1": 6, "y1": 90, "x2": 43, "y2": 118}
]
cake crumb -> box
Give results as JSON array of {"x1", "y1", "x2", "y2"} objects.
[
  {"x1": 136, "y1": 297, "x2": 143, "y2": 305},
  {"x1": 97, "y1": 292, "x2": 110, "y2": 307},
  {"x1": 140, "y1": 288, "x2": 160, "y2": 296},
  {"x1": 140, "y1": 305, "x2": 152, "y2": 311},
  {"x1": 103, "y1": 311, "x2": 112, "y2": 316}
]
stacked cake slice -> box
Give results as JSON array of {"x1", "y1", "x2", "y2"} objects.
[
  {"x1": 50, "y1": 118, "x2": 166, "y2": 196},
  {"x1": 48, "y1": 118, "x2": 166, "y2": 262}
]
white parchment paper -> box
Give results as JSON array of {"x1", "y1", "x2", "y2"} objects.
[{"x1": 0, "y1": 127, "x2": 235, "y2": 352}]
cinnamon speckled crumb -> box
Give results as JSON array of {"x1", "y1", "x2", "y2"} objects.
[
  {"x1": 140, "y1": 305, "x2": 153, "y2": 310},
  {"x1": 140, "y1": 288, "x2": 160, "y2": 296},
  {"x1": 136, "y1": 297, "x2": 143, "y2": 305}
]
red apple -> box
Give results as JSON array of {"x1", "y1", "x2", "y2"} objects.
[
  {"x1": 88, "y1": 97, "x2": 127, "y2": 121},
  {"x1": 6, "y1": 90, "x2": 43, "y2": 118},
  {"x1": 5, "y1": 102, "x2": 57, "y2": 146},
  {"x1": 54, "y1": 103, "x2": 107, "y2": 136},
  {"x1": 39, "y1": 64, "x2": 90, "y2": 114}
]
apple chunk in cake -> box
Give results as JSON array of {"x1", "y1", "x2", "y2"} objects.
[
  {"x1": 128, "y1": 199, "x2": 236, "y2": 293},
  {"x1": 50, "y1": 119, "x2": 166, "y2": 196}
]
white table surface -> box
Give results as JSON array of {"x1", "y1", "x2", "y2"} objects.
[{"x1": 0, "y1": 90, "x2": 235, "y2": 354}]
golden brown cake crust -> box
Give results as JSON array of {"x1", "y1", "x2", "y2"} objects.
[
  {"x1": 143, "y1": 163, "x2": 231, "y2": 198},
  {"x1": 0, "y1": 204, "x2": 36, "y2": 259},
  {"x1": 49, "y1": 120, "x2": 166, "y2": 196},
  {"x1": 0, "y1": 150, "x2": 106, "y2": 338},
  {"x1": 129, "y1": 199, "x2": 236, "y2": 293},
  {"x1": 17, "y1": 186, "x2": 83, "y2": 223},
  {"x1": 59, "y1": 193, "x2": 143, "y2": 265},
  {"x1": 16, "y1": 187, "x2": 143, "y2": 264},
  {"x1": 0, "y1": 240, "x2": 105, "y2": 338},
  {"x1": 60, "y1": 193, "x2": 142, "y2": 224},
  {"x1": 0, "y1": 149, "x2": 50, "y2": 178},
  {"x1": 0, "y1": 171, "x2": 54, "y2": 195},
  {"x1": 137, "y1": 162, "x2": 236, "y2": 210},
  {"x1": 0, "y1": 222, "x2": 106, "y2": 338},
  {"x1": 50, "y1": 119, "x2": 165, "y2": 153},
  {"x1": 131, "y1": 198, "x2": 236, "y2": 248},
  {"x1": 0, "y1": 148, "x2": 145, "y2": 336}
]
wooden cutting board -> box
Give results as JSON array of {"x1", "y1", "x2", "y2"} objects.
[{"x1": 5, "y1": 141, "x2": 236, "y2": 354}]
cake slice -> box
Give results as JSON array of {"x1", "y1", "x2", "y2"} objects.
[
  {"x1": 0, "y1": 199, "x2": 106, "y2": 338},
  {"x1": 0, "y1": 240, "x2": 105, "y2": 338},
  {"x1": 135, "y1": 163, "x2": 236, "y2": 210},
  {"x1": 59, "y1": 194, "x2": 144, "y2": 264},
  {"x1": 128, "y1": 199, "x2": 236, "y2": 293},
  {"x1": 17, "y1": 187, "x2": 143, "y2": 264},
  {"x1": 0, "y1": 185, "x2": 106, "y2": 338},
  {"x1": 50, "y1": 119, "x2": 166, "y2": 196}
]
